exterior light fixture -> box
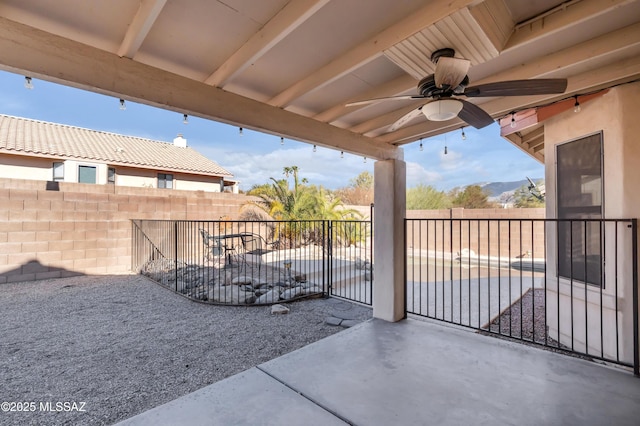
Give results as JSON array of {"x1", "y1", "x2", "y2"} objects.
[
  {"x1": 574, "y1": 96, "x2": 581, "y2": 113},
  {"x1": 239, "y1": 127, "x2": 243, "y2": 136},
  {"x1": 183, "y1": 114, "x2": 188, "y2": 124},
  {"x1": 510, "y1": 113, "x2": 517, "y2": 128},
  {"x1": 119, "y1": 99, "x2": 126, "y2": 110},
  {"x1": 280, "y1": 136, "x2": 284, "y2": 145},
  {"x1": 363, "y1": 157, "x2": 367, "y2": 163},
  {"x1": 444, "y1": 146, "x2": 448, "y2": 155},
  {"x1": 313, "y1": 144, "x2": 317, "y2": 152},
  {"x1": 461, "y1": 128, "x2": 466, "y2": 140},
  {"x1": 340, "y1": 151, "x2": 344, "y2": 158},
  {"x1": 419, "y1": 139, "x2": 423, "y2": 151},
  {"x1": 421, "y1": 99, "x2": 462, "y2": 121},
  {"x1": 24, "y1": 76, "x2": 34, "y2": 89}
]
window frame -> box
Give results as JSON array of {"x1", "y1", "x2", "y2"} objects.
[
  {"x1": 158, "y1": 173, "x2": 174, "y2": 189},
  {"x1": 555, "y1": 131, "x2": 604, "y2": 287},
  {"x1": 107, "y1": 167, "x2": 116, "y2": 184},
  {"x1": 52, "y1": 161, "x2": 64, "y2": 181},
  {"x1": 78, "y1": 164, "x2": 97, "y2": 184}
]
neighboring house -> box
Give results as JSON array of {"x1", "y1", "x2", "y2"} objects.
[{"x1": 0, "y1": 114, "x2": 238, "y2": 193}]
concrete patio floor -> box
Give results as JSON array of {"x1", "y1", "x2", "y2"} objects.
[{"x1": 118, "y1": 317, "x2": 640, "y2": 426}]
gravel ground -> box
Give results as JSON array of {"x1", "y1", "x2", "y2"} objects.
[
  {"x1": 488, "y1": 288, "x2": 566, "y2": 350},
  {"x1": 0, "y1": 275, "x2": 371, "y2": 426}
]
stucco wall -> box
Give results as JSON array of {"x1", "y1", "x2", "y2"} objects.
[
  {"x1": 0, "y1": 177, "x2": 252, "y2": 284},
  {"x1": 543, "y1": 82, "x2": 640, "y2": 362},
  {"x1": 0, "y1": 155, "x2": 53, "y2": 181},
  {"x1": 0, "y1": 154, "x2": 225, "y2": 192}
]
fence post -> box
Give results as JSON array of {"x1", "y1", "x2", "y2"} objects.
[
  {"x1": 131, "y1": 220, "x2": 135, "y2": 272},
  {"x1": 403, "y1": 218, "x2": 407, "y2": 319},
  {"x1": 174, "y1": 221, "x2": 178, "y2": 292},
  {"x1": 632, "y1": 218, "x2": 638, "y2": 377},
  {"x1": 327, "y1": 220, "x2": 333, "y2": 297}
]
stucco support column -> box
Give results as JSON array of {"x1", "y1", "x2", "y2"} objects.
[{"x1": 373, "y1": 159, "x2": 406, "y2": 322}]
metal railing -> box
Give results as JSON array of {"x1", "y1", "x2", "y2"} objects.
[
  {"x1": 132, "y1": 219, "x2": 372, "y2": 306},
  {"x1": 405, "y1": 218, "x2": 639, "y2": 374}
]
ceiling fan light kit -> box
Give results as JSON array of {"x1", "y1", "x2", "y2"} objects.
[{"x1": 422, "y1": 99, "x2": 463, "y2": 121}]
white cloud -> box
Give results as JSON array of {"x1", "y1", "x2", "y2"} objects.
[
  {"x1": 406, "y1": 161, "x2": 441, "y2": 187},
  {"x1": 438, "y1": 149, "x2": 463, "y2": 170},
  {"x1": 196, "y1": 145, "x2": 373, "y2": 190}
]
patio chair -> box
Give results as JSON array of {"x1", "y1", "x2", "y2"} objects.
[
  {"x1": 200, "y1": 228, "x2": 222, "y2": 263},
  {"x1": 238, "y1": 232, "x2": 276, "y2": 273},
  {"x1": 200, "y1": 228, "x2": 244, "y2": 268}
]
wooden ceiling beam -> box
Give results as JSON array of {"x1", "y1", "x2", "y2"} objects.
[
  {"x1": 505, "y1": 0, "x2": 636, "y2": 50},
  {"x1": 314, "y1": 74, "x2": 416, "y2": 123},
  {"x1": 0, "y1": 16, "x2": 400, "y2": 161},
  {"x1": 503, "y1": 132, "x2": 545, "y2": 163},
  {"x1": 374, "y1": 52, "x2": 640, "y2": 145},
  {"x1": 344, "y1": 21, "x2": 640, "y2": 136},
  {"x1": 267, "y1": 0, "x2": 475, "y2": 108},
  {"x1": 205, "y1": 0, "x2": 330, "y2": 88},
  {"x1": 117, "y1": 0, "x2": 167, "y2": 58},
  {"x1": 523, "y1": 127, "x2": 545, "y2": 147},
  {"x1": 323, "y1": 5, "x2": 640, "y2": 128}
]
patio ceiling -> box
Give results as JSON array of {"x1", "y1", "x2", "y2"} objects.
[{"x1": 0, "y1": 0, "x2": 639, "y2": 161}]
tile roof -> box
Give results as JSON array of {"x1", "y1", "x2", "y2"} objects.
[{"x1": 0, "y1": 114, "x2": 233, "y2": 177}]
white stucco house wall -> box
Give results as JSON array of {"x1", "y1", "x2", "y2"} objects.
[{"x1": 0, "y1": 114, "x2": 238, "y2": 193}]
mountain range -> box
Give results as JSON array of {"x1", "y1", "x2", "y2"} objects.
[{"x1": 478, "y1": 178, "x2": 544, "y2": 201}]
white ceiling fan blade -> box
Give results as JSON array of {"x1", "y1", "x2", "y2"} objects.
[
  {"x1": 435, "y1": 57, "x2": 470, "y2": 89},
  {"x1": 389, "y1": 106, "x2": 425, "y2": 132},
  {"x1": 346, "y1": 95, "x2": 426, "y2": 107}
]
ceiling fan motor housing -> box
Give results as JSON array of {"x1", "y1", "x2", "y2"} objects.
[
  {"x1": 418, "y1": 74, "x2": 469, "y2": 97},
  {"x1": 430, "y1": 47, "x2": 456, "y2": 64}
]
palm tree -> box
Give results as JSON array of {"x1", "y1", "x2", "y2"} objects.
[{"x1": 241, "y1": 167, "x2": 362, "y2": 246}]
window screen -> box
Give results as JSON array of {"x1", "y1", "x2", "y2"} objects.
[{"x1": 556, "y1": 133, "x2": 603, "y2": 286}]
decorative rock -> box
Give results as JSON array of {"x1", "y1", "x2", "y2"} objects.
[
  {"x1": 325, "y1": 316, "x2": 343, "y2": 326},
  {"x1": 209, "y1": 285, "x2": 244, "y2": 304},
  {"x1": 271, "y1": 304, "x2": 290, "y2": 315},
  {"x1": 255, "y1": 289, "x2": 281, "y2": 304},
  {"x1": 305, "y1": 285, "x2": 323, "y2": 294},
  {"x1": 231, "y1": 276, "x2": 253, "y2": 285},
  {"x1": 280, "y1": 286, "x2": 304, "y2": 300},
  {"x1": 341, "y1": 319, "x2": 360, "y2": 328}
]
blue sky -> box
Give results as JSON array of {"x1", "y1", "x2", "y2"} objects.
[{"x1": 0, "y1": 70, "x2": 542, "y2": 191}]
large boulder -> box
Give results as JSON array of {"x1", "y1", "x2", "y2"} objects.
[
  {"x1": 209, "y1": 285, "x2": 254, "y2": 304},
  {"x1": 255, "y1": 289, "x2": 281, "y2": 304},
  {"x1": 281, "y1": 286, "x2": 304, "y2": 301}
]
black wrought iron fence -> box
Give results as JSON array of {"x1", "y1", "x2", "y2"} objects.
[
  {"x1": 131, "y1": 219, "x2": 372, "y2": 306},
  {"x1": 405, "y1": 218, "x2": 638, "y2": 374}
]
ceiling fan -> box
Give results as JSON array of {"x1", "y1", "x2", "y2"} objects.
[{"x1": 347, "y1": 48, "x2": 568, "y2": 131}]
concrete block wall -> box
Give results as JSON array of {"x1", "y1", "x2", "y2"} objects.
[
  {"x1": 0, "y1": 178, "x2": 252, "y2": 284},
  {"x1": 406, "y1": 208, "x2": 546, "y2": 259}
]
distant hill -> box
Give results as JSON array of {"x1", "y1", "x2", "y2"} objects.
[
  {"x1": 446, "y1": 178, "x2": 544, "y2": 200},
  {"x1": 476, "y1": 178, "x2": 544, "y2": 202},
  {"x1": 481, "y1": 179, "x2": 536, "y2": 197}
]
